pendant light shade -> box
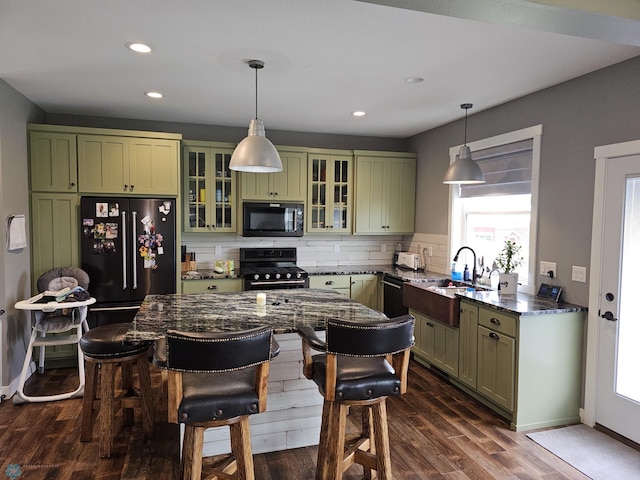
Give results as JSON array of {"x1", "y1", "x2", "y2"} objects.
[
  {"x1": 443, "y1": 103, "x2": 485, "y2": 184},
  {"x1": 230, "y1": 60, "x2": 283, "y2": 173}
]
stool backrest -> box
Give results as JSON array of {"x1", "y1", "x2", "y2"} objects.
[
  {"x1": 326, "y1": 314, "x2": 415, "y2": 357},
  {"x1": 165, "y1": 326, "x2": 274, "y2": 372}
]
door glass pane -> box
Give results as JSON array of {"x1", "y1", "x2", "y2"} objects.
[{"x1": 617, "y1": 176, "x2": 640, "y2": 402}]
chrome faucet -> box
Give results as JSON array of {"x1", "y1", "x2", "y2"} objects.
[{"x1": 453, "y1": 246, "x2": 477, "y2": 283}]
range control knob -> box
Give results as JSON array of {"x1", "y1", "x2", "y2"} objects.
[
  {"x1": 286, "y1": 272, "x2": 292, "y2": 279},
  {"x1": 275, "y1": 273, "x2": 281, "y2": 279},
  {"x1": 296, "y1": 272, "x2": 302, "y2": 279},
  {"x1": 264, "y1": 273, "x2": 271, "y2": 280},
  {"x1": 253, "y1": 274, "x2": 260, "y2": 281}
]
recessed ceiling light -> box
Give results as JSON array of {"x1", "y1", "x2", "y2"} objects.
[
  {"x1": 126, "y1": 42, "x2": 152, "y2": 54},
  {"x1": 404, "y1": 76, "x2": 424, "y2": 84},
  {"x1": 145, "y1": 91, "x2": 163, "y2": 99},
  {"x1": 352, "y1": 111, "x2": 366, "y2": 117}
]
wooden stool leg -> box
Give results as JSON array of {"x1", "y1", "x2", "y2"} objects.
[
  {"x1": 371, "y1": 400, "x2": 391, "y2": 480},
  {"x1": 99, "y1": 362, "x2": 116, "y2": 458},
  {"x1": 316, "y1": 399, "x2": 348, "y2": 480},
  {"x1": 80, "y1": 359, "x2": 97, "y2": 442},
  {"x1": 121, "y1": 360, "x2": 134, "y2": 426},
  {"x1": 136, "y1": 355, "x2": 154, "y2": 440},
  {"x1": 362, "y1": 406, "x2": 375, "y2": 480},
  {"x1": 230, "y1": 416, "x2": 255, "y2": 480},
  {"x1": 182, "y1": 424, "x2": 204, "y2": 480}
]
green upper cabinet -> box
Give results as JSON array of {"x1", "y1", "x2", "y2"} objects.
[
  {"x1": 182, "y1": 141, "x2": 237, "y2": 233},
  {"x1": 129, "y1": 138, "x2": 179, "y2": 195},
  {"x1": 307, "y1": 150, "x2": 353, "y2": 233},
  {"x1": 78, "y1": 134, "x2": 179, "y2": 195},
  {"x1": 354, "y1": 152, "x2": 416, "y2": 234},
  {"x1": 29, "y1": 131, "x2": 78, "y2": 192},
  {"x1": 240, "y1": 148, "x2": 308, "y2": 202}
]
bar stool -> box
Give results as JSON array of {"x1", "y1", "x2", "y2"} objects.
[
  {"x1": 298, "y1": 315, "x2": 415, "y2": 480},
  {"x1": 157, "y1": 326, "x2": 278, "y2": 480},
  {"x1": 79, "y1": 323, "x2": 155, "y2": 458}
]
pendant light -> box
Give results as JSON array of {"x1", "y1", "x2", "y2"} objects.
[
  {"x1": 442, "y1": 103, "x2": 485, "y2": 184},
  {"x1": 229, "y1": 60, "x2": 283, "y2": 172}
]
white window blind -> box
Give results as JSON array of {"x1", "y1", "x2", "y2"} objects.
[{"x1": 460, "y1": 139, "x2": 533, "y2": 198}]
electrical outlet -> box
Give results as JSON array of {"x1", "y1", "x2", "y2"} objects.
[
  {"x1": 427, "y1": 247, "x2": 433, "y2": 257},
  {"x1": 572, "y1": 265, "x2": 587, "y2": 283},
  {"x1": 540, "y1": 261, "x2": 556, "y2": 277},
  {"x1": 334, "y1": 244, "x2": 340, "y2": 254},
  {"x1": 214, "y1": 245, "x2": 222, "y2": 255},
  {"x1": 381, "y1": 244, "x2": 387, "y2": 252}
]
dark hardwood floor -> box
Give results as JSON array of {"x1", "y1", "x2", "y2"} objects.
[{"x1": 0, "y1": 359, "x2": 589, "y2": 479}]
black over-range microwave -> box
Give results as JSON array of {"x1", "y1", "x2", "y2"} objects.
[{"x1": 242, "y1": 202, "x2": 304, "y2": 237}]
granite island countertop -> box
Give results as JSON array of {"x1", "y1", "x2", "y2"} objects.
[{"x1": 126, "y1": 288, "x2": 388, "y2": 342}]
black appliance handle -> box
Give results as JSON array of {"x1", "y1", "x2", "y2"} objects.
[
  {"x1": 121, "y1": 210, "x2": 128, "y2": 290},
  {"x1": 132, "y1": 210, "x2": 138, "y2": 290}
]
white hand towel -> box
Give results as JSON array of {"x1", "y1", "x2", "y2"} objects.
[{"x1": 6, "y1": 214, "x2": 27, "y2": 251}]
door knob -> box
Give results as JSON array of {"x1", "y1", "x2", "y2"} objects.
[{"x1": 601, "y1": 311, "x2": 617, "y2": 321}]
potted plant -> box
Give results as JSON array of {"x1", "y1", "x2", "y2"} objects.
[{"x1": 495, "y1": 240, "x2": 523, "y2": 294}]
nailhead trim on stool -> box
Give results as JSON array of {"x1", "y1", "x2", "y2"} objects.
[{"x1": 79, "y1": 323, "x2": 154, "y2": 458}]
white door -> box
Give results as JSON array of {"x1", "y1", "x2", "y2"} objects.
[{"x1": 592, "y1": 150, "x2": 640, "y2": 444}]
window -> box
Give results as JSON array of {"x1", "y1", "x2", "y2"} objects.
[{"x1": 449, "y1": 125, "x2": 542, "y2": 293}]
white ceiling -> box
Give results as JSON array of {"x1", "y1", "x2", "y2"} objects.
[{"x1": 1, "y1": 0, "x2": 639, "y2": 138}]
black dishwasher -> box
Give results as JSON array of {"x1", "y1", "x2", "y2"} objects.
[{"x1": 382, "y1": 274, "x2": 408, "y2": 318}]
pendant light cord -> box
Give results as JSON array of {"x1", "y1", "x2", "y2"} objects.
[{"x1": 254, "y1": 64, "x2": 258, "y2": 120}]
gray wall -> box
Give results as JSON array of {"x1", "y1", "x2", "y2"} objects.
[
  {"x1": 409, "y1": 55, "x2": 640, "y2": 306},
  {"x1": 0, "y1": 78, "x2": 46, "y2": 389},
  {"x1": 45, "y1": 114, "x2": 410, "y2": 153}
]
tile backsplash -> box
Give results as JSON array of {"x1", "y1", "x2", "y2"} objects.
[{"x1": 181, "y1": 232, "x2": 450, "y2": 273}]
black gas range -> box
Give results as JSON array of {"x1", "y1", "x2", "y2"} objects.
[{"x1": 239, "y1": 247, "x2": 309, "y2": 290}]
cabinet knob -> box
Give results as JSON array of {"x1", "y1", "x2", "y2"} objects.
[
  {"x1": 130, "y1": 185, "x2": 134, "y2": 191},
  {"x1": 426, "y1": 322, "x2": 434, "y2": 328},
  {"x1": 490, "y1": 317, "x2": 501, "y2": 326},
  {"x1": 70, "y1": 182, "x2": 76, "y2": 187},
  {"x1": 489, "y1": 332, "x2": 500, "y2": 340},
  {"x1": 325, "y1": 280, "x2": 335, "y2": 285},
  {"x1": 207, "y1": 285, "x2": 218, "y2": 290},
  {"x1": 123, "y1": 185, "x2": 128, "y2": 191}
]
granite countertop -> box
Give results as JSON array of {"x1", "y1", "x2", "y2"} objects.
[
  {"x1": 181, "y1": 270, "x2": 239, "y2": 280},
  {"x1": 457, "y1": 289, "x2": 587, "y2": 315},
  {"x1": 126, "y1": 288, "x2": 388, "y2": 342}
]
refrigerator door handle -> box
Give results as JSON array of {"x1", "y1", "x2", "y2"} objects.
[
  {"x1": 132, "y1": 210, "x2": 138, "y2": 290},
  {"x1": 121, "y1": 211, "x2": 128, "y2": 290}
]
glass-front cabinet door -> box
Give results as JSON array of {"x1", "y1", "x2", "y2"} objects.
[
  {"x1": 183, "y1": 142, "x2": 236, "y2": 232},
  {"x1": 307, "y1": 150, "x2": 352, "y2": 233}
]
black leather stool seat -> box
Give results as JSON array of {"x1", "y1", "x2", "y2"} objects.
[
  {"x1": 179, "y1": 369, "x2": 260, "y2": 423},
  {"x1": 311, "y1": 355, "x2": 400, "y2": 401},
  {"x1": 80, "y1": 323, "x2": 151, "y2": 359}
]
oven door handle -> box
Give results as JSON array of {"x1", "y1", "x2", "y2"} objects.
[
  {"x1": 382, "y1": 280, "x2": 404, "y2": 289},
  {"x1": 249, "y1": 280, "x2": 307, "y2": 288}
]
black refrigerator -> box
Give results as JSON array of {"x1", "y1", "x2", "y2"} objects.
[{"x1": 80, "y1": 197, "x2": 177, "y2": 326}]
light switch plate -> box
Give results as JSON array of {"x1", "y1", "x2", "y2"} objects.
[{"x1": 572, "y1": 265, "x2": 587, "y2": 283}]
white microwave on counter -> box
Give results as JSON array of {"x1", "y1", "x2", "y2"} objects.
[{"x1": 242, "y1": 202, "x2": 304, "y2": 237}]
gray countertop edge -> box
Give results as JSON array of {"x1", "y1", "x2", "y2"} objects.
[{"x1": 457, "y1": 290, "x2": 587, "y2": 315}]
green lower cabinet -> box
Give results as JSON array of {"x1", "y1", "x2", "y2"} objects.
[
  {"x1": 349, "y1": 274, "x2": 379, "y2": 311},
  {"x1": 181, "y1": 278, "x2": 243, "y2": 294},
  {"x1": 410, "y1": 310, "x2": 458, "y2": 377},
  {"x1": 455, "y1": 299, "x2": 585, "y2": 431},
  {"x1": 458, "y1": 301, "x2": 478, "y2": 388},
  {"x1": 309, "y1": 274, "x2": 379, "y2": 310},
  {"x1": 477, "y1": 325, "x2": 515, "y2": 411}
]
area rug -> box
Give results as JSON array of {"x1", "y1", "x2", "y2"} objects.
[{"x1": 527, "y1": 424, "x2": 640, "y2": 479}]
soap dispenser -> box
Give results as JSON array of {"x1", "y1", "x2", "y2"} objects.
[{"x1": 463, "y1": 264, "x2": 471, "y2": 281}]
